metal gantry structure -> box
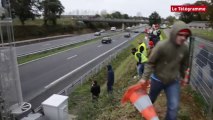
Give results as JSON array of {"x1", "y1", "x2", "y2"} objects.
[{"x1": 0, "y1": 0, "x2": 31, "y2": 120}]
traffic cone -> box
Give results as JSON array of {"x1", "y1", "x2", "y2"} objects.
[
  {"x1": 121, "y1": 82, "x2": 159, "y2": 120},
  {"x1": 181, "y1": 68, "x2": 190, "y2": 86}
]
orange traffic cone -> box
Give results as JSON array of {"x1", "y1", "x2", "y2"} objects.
[
  {"x1": 121, "y1": 82, "x2": 159, "y2": 120},
  {"x1": 181, "y1": 68, "x2": 190, "y2": 86}
]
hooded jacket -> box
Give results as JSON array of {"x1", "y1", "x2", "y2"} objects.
[
  {"x1": 142, "y1": 21, "x2": 191, "y2": 84},
  {"x1": 91, "y1": 83, "x2": 100, "y2": 97},
  {"x1": 107, "y1": 65, "x2": 114, "y2": 86}
]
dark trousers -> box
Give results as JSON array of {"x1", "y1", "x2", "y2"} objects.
[{"x1": 107, "y1": 85, "x2": 113, "y2": 93}]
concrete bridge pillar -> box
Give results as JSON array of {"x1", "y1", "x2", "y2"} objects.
[{"x1": 122, "y1": 23, "x2": 125, "y2": 30}]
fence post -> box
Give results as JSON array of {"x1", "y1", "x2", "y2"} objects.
[{"x1": 189, "y1": 37, "x2": 195, "y2": 83}]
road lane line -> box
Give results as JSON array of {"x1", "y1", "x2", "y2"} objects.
[
  {"x1": 97, "y1": 45, "x2": 103, "y2": 48},
  {"x1": 67, "y1": 55, "x2": 78, "y2": 60},
  {"x1": 19, "y1": 32, "x2": 125, "y2": 66},
  {"x1": 44, "y1": 40, "x2": 128, "y2": 89},
  {"x1": 42, "y1": 43, "x2": 51, "y2": 46}
]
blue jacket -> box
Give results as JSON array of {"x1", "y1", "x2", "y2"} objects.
[{"x1": 107, "y1": 65, "x2": 114, "y2": 86}]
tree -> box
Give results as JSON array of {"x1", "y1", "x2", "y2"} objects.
[
  {"x1": 166, "y1": 16, "x2": 176, "y2": 25},
  {"x1": 122, "y1": 14, "x2": 129, "y2": 19},
  {"x1": 149, "y1": 11, "x2": 161, "y2": 26},
  {"x1": 111, "y1": 11, "x2": 122, "y2": 19},
  {"x1": 10, "y1": 0, "x2": 40, "y2": 25},
  {"x1": 95, "y1": 14, "x2": 100, "y2": 18},
  {"x1": 208, "y1": 1, "x2": 213, "y2": 27},
  {"x1": 179, "y1": 1, "x2": 209, "y2": 23},
  {"x1": 41, "y1": 0, "x2": 64, "y2": 25}
]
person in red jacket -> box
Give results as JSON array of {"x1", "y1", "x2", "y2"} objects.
[{"x1": 148, "y1": 40, "x2": 154, "y2": 57}]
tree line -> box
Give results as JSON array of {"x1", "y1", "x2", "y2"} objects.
[
  {"x1": 3, "y1": 0, "x2": 64, "y2": 25},
  {"x1": 178, "y1": 0, "x2": 213, "y2": 27}
]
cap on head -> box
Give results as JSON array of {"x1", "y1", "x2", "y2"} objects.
[
  {"x1": 178, "y1": 29, "x2": 191, "y2": 34},
  {"x1": 169, "y1": 21, "x2": 192, "y2": 42}
]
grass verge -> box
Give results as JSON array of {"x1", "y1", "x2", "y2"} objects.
[
  {"x1": 192, "y1": 29, "x2": 213, "y2": 41},
  {"x1": 68, "y1": 33, "x2": 144, "y2": 120},
  {"x1": 68, "y1": 33, "x2": 207, "y2": 120},
  {"x1": 18, "y1": 37, "x2": 101, "y2": 64}
]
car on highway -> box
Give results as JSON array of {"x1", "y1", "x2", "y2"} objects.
[
  {"x1": 124, "y1": 33, "x2": 131, "y2": 38},
  {"x1": 94, "y1": 32, "x2": 101, "y2": 36},
  {"x1": 125, "y1": 27, "x2": 131, "y2": 32},
  {"x1": 134, "y1": 30, "x2": 139, "y2": 33},
  {"x1": 101, "y1": 37, "x2": 112, "y2": 44},
  {"x1": 100, "y1": 29, "x2": 105, "y2": 33},
  {"x1": 110, "y1": 27, "x2": 116, "y2": 31}
]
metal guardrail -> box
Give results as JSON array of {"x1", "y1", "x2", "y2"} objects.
[
  {"x1": 0, "y1": 34, "x2": 73, "y2": 46},
  {"x1": 189, "y1": 37, "x2": 213, "y2": 120}
]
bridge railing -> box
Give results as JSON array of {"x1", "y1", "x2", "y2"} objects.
[{"x1": 189, "y1": 37, "x2": 213, "y2": 120}]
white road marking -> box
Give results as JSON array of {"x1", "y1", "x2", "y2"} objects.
[
  {"x1": 44, "y1": 40, "x2": 128, "y2": 89},
  {"x1": 67, "y1": 55, "x2": 78, "y2": 60},
  {"x1": 42, "y1": 43, "x2": 51, "y2": 46},
  {"x1": 97, "y1": 45, "x2": 103, "y2": 48},
  {"x1": 19, "y1": 32, "x2": 125, "y2": 66}
]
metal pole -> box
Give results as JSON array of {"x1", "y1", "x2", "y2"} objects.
[{"x1": 188, "y1": 37, "x2": 195, "y2": 83}]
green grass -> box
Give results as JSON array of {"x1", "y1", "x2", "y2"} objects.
[
  {"x1": 192, "y1": 29, "x2": 213, "y2": 41},
  {"x1": 68, "y1": 34, "x2": 143, "y2": 120},
  {"x1": 68, "y1": 32, "x2": 208, "y2": 120},
  {"x1": 18, "y1": 37, "x2": 101, "y2": 64}
]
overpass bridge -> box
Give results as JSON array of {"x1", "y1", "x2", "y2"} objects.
[
  {"x1": 73, "y1": 18, "x2": 149, "y2": 29},
  {"x1": 74, "y1": 18, "x2": 149, "y2": 24}
]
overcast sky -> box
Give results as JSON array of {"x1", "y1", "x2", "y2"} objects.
[{"x1": 60, "y1": 0, "x2": 198, "y2": 18}]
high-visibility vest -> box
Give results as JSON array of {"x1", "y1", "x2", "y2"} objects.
[
  {"x1": 160, "y1": 35, "x2": 163, "y2": 41},
  {"x1": 121, "y1": 83, "x2": 159, "y2": 120},
  {"x1": 134, "y1": 51, "x2": 148, "y2": 63},
  {"x1": 138, "y1": 43, "x2": 148, "y2": 57}
]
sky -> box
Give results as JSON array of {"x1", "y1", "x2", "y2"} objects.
[{"x1": 59, "y1": 0, "x2": 198, "y2": 18}]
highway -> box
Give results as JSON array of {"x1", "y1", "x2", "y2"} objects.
[
  {"x1": 16, "y1": 32, "x2": 112, "y2": 57},
  {"x1": 19, "y1": 27, "x2": 145, "y2": 109}
]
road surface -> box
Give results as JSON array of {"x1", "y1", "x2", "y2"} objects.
[
  {"x1": 16, "y1": 32, "x2": 112, "y2": 57},
  {"x1": 19, "y1": 27, "x2": 145, "y2": 108}
]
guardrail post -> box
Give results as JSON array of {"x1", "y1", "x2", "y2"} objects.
[{"x1": 80, "y1": 76, "x2": 83, "y2": 86}]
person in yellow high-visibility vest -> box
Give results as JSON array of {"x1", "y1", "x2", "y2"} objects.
[
  {"x1": 137, "y1": 39, "x2": 148, "y2": 57},
  {"x1": 134, "y1": 43, "x2": 148, "y2": 78}
]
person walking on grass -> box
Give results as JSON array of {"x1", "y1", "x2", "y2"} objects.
[
  {"x1": 139, "y1": 21, "x2": 191, "y2": 120},
  {"x1": 90, "y1": 80, "x2": 100, "y2": 101},
  {"x1": 107, "y1": 65, "x2": 114, "y2": 94}
]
